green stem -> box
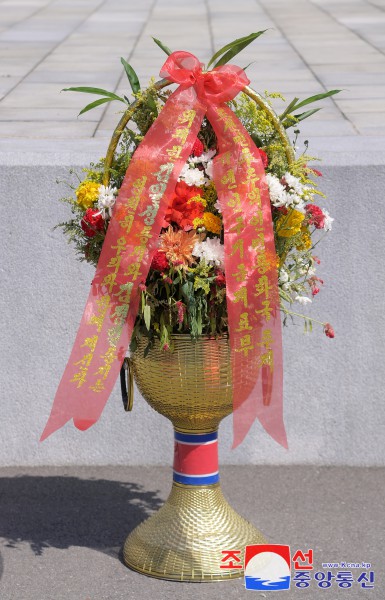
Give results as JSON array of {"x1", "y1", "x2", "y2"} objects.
[{"x1": 281, "y1": 306, "x2": 326, "y2": 327}]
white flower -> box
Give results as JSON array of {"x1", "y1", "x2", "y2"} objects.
[
  {"x1": 322, "y1": 209, "x2": 334, "y2": 231},
  {"x1": 266, "y1": 173, "x2": 286, "y2": 206},
  {"x1": 205, "y1": 159, "x2": 214, "y2": 180},
  {"x1": 178, "y1": 164, "x2": 207, "y2": 187},
  {"x1": 266, "y1": 173, "x2": 304, "y2": 210},
  {"x1": 190, "y1": 148, "x2": 217, "y2": 164},
  {"x1": 289, "y1": 194, "x2": 305, "y2": 211},
  {"x1": 279, "y1": 268, "x2": 289, "y2": 283},
  {"x1": 294, "y1": 295, "x2": 312, "y2": 305},
  {"x1": 192, "y1": 237, "x2": 225, "y2": 266},
  {"x1": 97, "y1": 185, "x2": 117, "y2": 219},
  {"x1": 299, "y1": 266, "x2": 316, "y2": 277},
  {"x1": 283, "y1": 172, "x2": 304, "y2": 195},
  {"x1": 266, "y1": 174, "x2": 287, "y2": 207}
]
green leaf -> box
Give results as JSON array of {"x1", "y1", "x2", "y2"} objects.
[
  {"x1": 143, "y1": 304, "x2": 151, "y2": 331},
  {"x1": 208, "y1": 31, "x2": 267, "y2": 69},
  {"x1": 291, "y1": 89, "x2": 341, "y2": 111},
  {"x1": 293, "y1": 108, "x2": 321, "y2": 121},
  {"x1": 282, "y1": 108, "x2": 321, "y2": 128},
  {"x1": 146, "y1": 92, "x2": 158, "y2": 117},
  {"x1": 130, "y1": 336, "x2": 137, "y2": 353},
  {"x1": 78, "y1": 97, "x2": 112, "y2": 116},
  {"x1": 279, "y1": 97, "x2": 299, "y2": 120},
  {"x1": 62, "y1": 86, "x2": 125, "y2": 103},
  {"x1": 120, "y1": 57, "x2": 141, "y2": 94},
  {"x1": 152, "y1": 37, "x2": 172, "y2": 56},
  {"x1": 125, "y1": 127, "x2": 140, "y2": 146},
  {"x1": 243, "y1": 61, "x2": 256, "y2": 71}
]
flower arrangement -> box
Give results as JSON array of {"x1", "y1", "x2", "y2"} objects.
[{"x1": 57, "y1": 33, "x2": 338, "y2": 353}]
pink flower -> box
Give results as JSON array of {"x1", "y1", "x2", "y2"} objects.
[
  {"x1": 308, "y1": 275, "x2": 324, "y2": 296},
  {"x1": 324, "y1": 323, "x2": 335, "y2": 338},
  {"x1": 175, "y1": 301, "x2": 186, "y2": 324}
]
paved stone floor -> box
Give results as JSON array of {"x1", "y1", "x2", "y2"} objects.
[
  {"x1": 0, "y1": 465, "x2": 383, "y2": 599},
  {"x1": 0, "y1": 0, "x2": 384, "y2": 161}
]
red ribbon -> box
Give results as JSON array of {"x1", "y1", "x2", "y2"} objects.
[{"x1": 41, "y1": 51, "x2": 287, "y2": 449}]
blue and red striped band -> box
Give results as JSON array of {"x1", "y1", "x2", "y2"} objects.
[{"x1": 173, "y1": 430, "x2": 219, "y2": 485}]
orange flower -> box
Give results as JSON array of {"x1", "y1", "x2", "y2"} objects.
[{"x1": 159, "y1": 227, "x2": 198, "y2": 268}]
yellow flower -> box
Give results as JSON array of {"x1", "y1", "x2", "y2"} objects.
[
  {"x1": 202, "y1": 181, "x2": 218, "y2": 211},
  {"x1": 276, "y1": 209, "x2": 304, "y2": 238},
  {"x1": 187, "y1": 194, "x2": 207, "y2": 207},
  {"x1": 202, "y1": 212, "x2": 222, "y2": 235},
  {"x1": 296, "y1": 226, "x2": 312, "y2": 251},
  {"x1": 76, "y1": 181, "x2": 100, "y2": 210},
  {"x1": 192, "y1": 216, "x2": 204, "y2": 229}
]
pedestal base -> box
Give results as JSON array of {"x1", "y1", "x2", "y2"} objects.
[{"x1": 123, "y1": 482, "x2": 266, "y2": 581}]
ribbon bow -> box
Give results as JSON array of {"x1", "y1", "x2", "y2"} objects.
[
  {"x1": 41, "y1": 51, "x2": 287, "y2": 449},
  {"x1": 161, "y1": 51, "x2": 249, "y2": 104}
]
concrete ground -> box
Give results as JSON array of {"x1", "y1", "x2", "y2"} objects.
[{"x1": 0, "y1": 465, "x2": 383, "y2": 599}]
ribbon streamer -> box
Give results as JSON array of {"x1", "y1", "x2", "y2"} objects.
[{"x1": 41, "y1": 51, "x2": 287, "y2": 449}]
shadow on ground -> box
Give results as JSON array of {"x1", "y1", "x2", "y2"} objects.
[{"x1": 0, "y1": 476, "x2": 163, "y2": 559}]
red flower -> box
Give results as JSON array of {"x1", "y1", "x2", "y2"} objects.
[
  {"x1": 214, "y1": 269, "x2": 226, "y2": 287},
  {"x1": 304, "y1": 164, "x2": 322, "y2": 177},
  {"x1": 306, "y1": 204, "x2": 325, "y2": 229},
  {"x1": 258, "y1": 148, "x2": 268, "y2": 168},
  {"x1": 81, "y1": 209, "x2": 104, "y2": 238},
  {"x1": 324, "y1": 323, "x2": 335, "y2": 338},
  {"x1": 151, "y1": 250, "x2": 169, "y2": 272},
  {"x1": 163, "y1": 181, "x2": 205, "y2": 230},
  {"x1": 192, "y1": 138, "x2": 204, "y2": 156}
]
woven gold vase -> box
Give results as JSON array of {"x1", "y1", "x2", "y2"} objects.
[{"x1": 123, "y1": 334, "x2": 266, "y2": 581}]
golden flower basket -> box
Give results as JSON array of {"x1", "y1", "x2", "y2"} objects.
[{"x1": 123, "y1": 334, "x2": 266, "y2": 581}]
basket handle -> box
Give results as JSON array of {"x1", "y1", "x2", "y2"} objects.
[
  {"x1": 102, "y1": 80, "x2": 295, "y2": 186},
  {"x1": 120, "y1": 357, "x2": 134, "y2": 412}
]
